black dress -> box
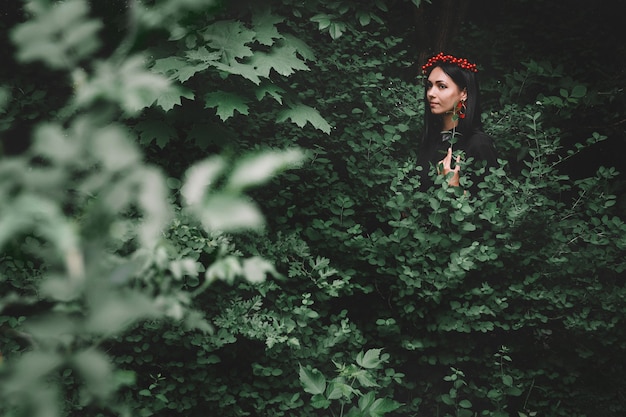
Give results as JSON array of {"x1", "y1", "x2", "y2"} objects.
[{"x1": 417, "y1": 130, "x2": 497, "y2": 190}]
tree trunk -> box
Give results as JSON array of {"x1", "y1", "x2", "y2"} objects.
[{"x1": 413, "y1": 0, "x2": 471, "y2": 69}]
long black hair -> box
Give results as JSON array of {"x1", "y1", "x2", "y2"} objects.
[{"x1": 422, "y1": 61, "x2": 483, "y2": 145}]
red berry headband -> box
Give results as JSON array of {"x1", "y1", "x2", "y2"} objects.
[{"x1": 421, "y1": 52, "x2": 478, "y2": 74}]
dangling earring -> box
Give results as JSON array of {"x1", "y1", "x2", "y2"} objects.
[{"x1": 457, "y1": 100, "x2": 467, "y2": 119}]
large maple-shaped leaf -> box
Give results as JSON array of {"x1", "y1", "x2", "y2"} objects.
[
  {"x1": 202, "y1": 20, "x2": 255, "y2": 65},
  {"x1": 249, "y1": 43, "x2": 309, "y2": 78},
  {"x1": 255, "y1": 84, "x2": 285, "y2": 104},
  {"x1": 186, "y1": 122, "x2": 235, "y2": 150},
  {"x1": 277, "y1": 103, "x2": 331, "y2": 134},
  {"x1": 282, "y1": 33, "x2": 316, "y2": 61},
  {"x1": 210, "y1": 60, "x2": 262, "y2": 85},
  {"x1": 151, "y1": 56, "x2": 208, "y2": 82},
  {"x1": 151, "y1": 56, "x2": 184, "y2": 74},
  {"x1": 134, "y1": 120, "x2": 177, "y2": 148},
  {"x1": 204, "y1": 91, "x2": 249, "y2": 120},
  {"x1": 156, "y1": 85, "x2": 194, "y2": 111},
  {"x1": 185, "y1": 46, "x2": 222, "y2": 63},
  {"x1": 252, "y1": 10, "x2": 284, "y2": 46}
]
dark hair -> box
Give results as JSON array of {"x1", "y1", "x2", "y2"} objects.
[{"x1": 422, "y1": 62, "x2": 483, "y2": 144}]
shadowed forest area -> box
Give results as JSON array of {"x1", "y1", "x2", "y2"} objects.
[{"x1": 1, "y1": 1, "x2": 625, "y2": 417}]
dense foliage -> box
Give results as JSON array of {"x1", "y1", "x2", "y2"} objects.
[{"x1": 1, "y1": 1, "x2": 624, "y2": 417}]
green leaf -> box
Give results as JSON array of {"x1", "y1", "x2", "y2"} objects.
[
  {"x1": 40, "y1": 275, "x2": 81, "y2": 302},
  {"x1": 85, "y1": 290, "x2": 160, "y2": 335},
  {"x1": 197, "y1": 194, "x2": 264, "y2": 232},
  {"x1": 150, "y1": 56, "x2": 200, "y2": 82},
  {"x1": 32, "y1": 123, "x2": 81, "y2": 163},
  {"x1": 355, "y1": 370, "x2": 379, "y2": 387},
  {"x1": 329, "y1": 22, "x2": 346, "y2": 39},
  {"x1": 299, "y1": 365, "x2": 326, "y2": 395},
  {"x1": 72, "y1": 349, "x2": 115, "y2": 399},
  {"x1": 155, "y1": 86, "x2": 194, "y2": 112},
  {"x1": 249, "y1": 43, "x2": 310, "y2": 78},
  {"x1": 357, "y1": 11, "x2": 372, "y2": 26},
  {"x1": 505, "y1": 386, "x2": 524, "y2": 396},
  {"x1": 458, "y1": 399, "x2": 472, "y2": 408},
  {"x1": 571, "y1": 84, "x2": 587, "y2": 98},
  {"x1": 255, "y1": 84, "x2": 285, "y2": 103},
  {"x1": 204, "y1": 91, "x2": 249, "y2": 120},
  {"x1": 461, "y1": 222, "x2": 476, "y2": 232},
  {"x1": 502, "y1": 375, "x2": 513, "y2": 387},
  {"x1": 205, "y1": 256, "x2": 243, "y2": 284},
  {"x1": 441, "y1": 393, "x2": 454, "y2": 406},
  {"x1": 356, "y1": 348, "x2": 383, "y2": 369},
  {"x1": 277, "y1": 103, "x2": 331, "y2": 133},
  {"x1": 487, "y1": 389, "x2": 502, "y2": 400},
  {"x1": 186, "y1": 122, "x2": 235, "y2": 150},
  {"x1": 181, "y1": 156, "x2": 226, "y2": 206},
  {"x1": 226, "y1": 149, "x2": 304, "y2": 191},
  {"x1": 75, "y1": 55, "x2": 172, "y2": 115},
  {"x1": 310, "y1": 14, "x2": 332, "y2": 30},
  {"x1": 252, "y1": 10, "x2": 284, "y2": 46},
  {"x1": 0, "y1": 86, "x2": 10, "y2": 113},
  {"x1": 152, "y1": 56, "x2": 186, "y2": 73},
  {"x1": 242, "y1": 256, "x2": 278, "y2": 283},
  {"x1": 185, "y1": 46, "x2": 223, "y2": 64},
  {"x1": 113, "y1": 370, "x2": 137, "y2": 388},
  {"x1": 8, "y1": 351, "x2": 63, "y2": 393},
  {"x1": 92, "y1": 125, "x2": 140, "y2": 172},
  {"x1": 152, "y1": 56, "x2": 209, "y2": 82},
  {"x1": 11, "y1": 0, "x2": 102, "y2": 68},
  {"x1": 202, "y1": 20, "x2": 255, "y2": 64},
  {"x1": 310, "y1": 394, "x2": 331, "y2": 409},
  {"x1": 369, "y1": 398, "x2": 402, "y2": 416},
  {"x1": 282, "y1": 33, "x2": 316, "y2": 61},
  {"x1": 210, "y1": 60, "x2": 263, "y2": 84},
  {"x1": 326, "y1": 381, "x2": 353, "y2": 400},
  {"x1": 135, "y1": 120, "x2": 178, "y2": 148},
  {"x1": 0, "y1": 194, "x2": 78, "y2": 253},
  {"x1": 358, "y1": 391, "x2": 376, "y2": 411}
]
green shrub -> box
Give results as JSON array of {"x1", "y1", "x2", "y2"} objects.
[{"x1": 2, "y1": 1, "x2": 624, "y2": 417}]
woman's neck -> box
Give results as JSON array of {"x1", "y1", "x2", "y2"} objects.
[{"x1": 442, "y1": 114, "x2": 458, "y2": 131}]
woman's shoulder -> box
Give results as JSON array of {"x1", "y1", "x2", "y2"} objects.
[
  {"x1": 462, "y1": 130, "x2": 497, "y2": 164},
  {"x1": 465, "y1": 130, "x2": 494, "y2": 145}
]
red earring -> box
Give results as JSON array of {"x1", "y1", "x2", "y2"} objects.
[{"x1": 456, "y1": 100, "x2": 467, "y2": 119}]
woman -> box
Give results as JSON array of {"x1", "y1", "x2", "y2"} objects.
[{"x1": 418, "y1": 52, "x2": 497, "y2": 189}]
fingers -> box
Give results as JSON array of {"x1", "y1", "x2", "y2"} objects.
[
  {"x1": 439, "y1": 148, "x2": 452, "y2": 168},
  {"x1": 438, "y1": 149, "x2": 463, "y2": 174},
  {"x1": 454, "y1": 154, "x2": 461, "y2": 172}
]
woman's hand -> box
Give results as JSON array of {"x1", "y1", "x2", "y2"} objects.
[{"x1": 438, "y1": 147, "x2": 461, "y2": 187}]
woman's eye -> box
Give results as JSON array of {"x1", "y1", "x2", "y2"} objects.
[{"x1": 438, "y1": 84, "x2": 447, "y2": 89}]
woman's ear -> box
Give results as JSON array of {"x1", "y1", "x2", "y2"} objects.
[{"x1": 461, "y1": 88, "x2": 468, "y2": 102}]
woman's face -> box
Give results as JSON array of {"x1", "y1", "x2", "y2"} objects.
[{"x1": 426, "y1": 67, "x2": 467, "y2": 116}]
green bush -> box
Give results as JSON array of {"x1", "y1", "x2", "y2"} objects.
[{"x1": 1, "y1": 1, "x2": 625, "y2": 417}]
